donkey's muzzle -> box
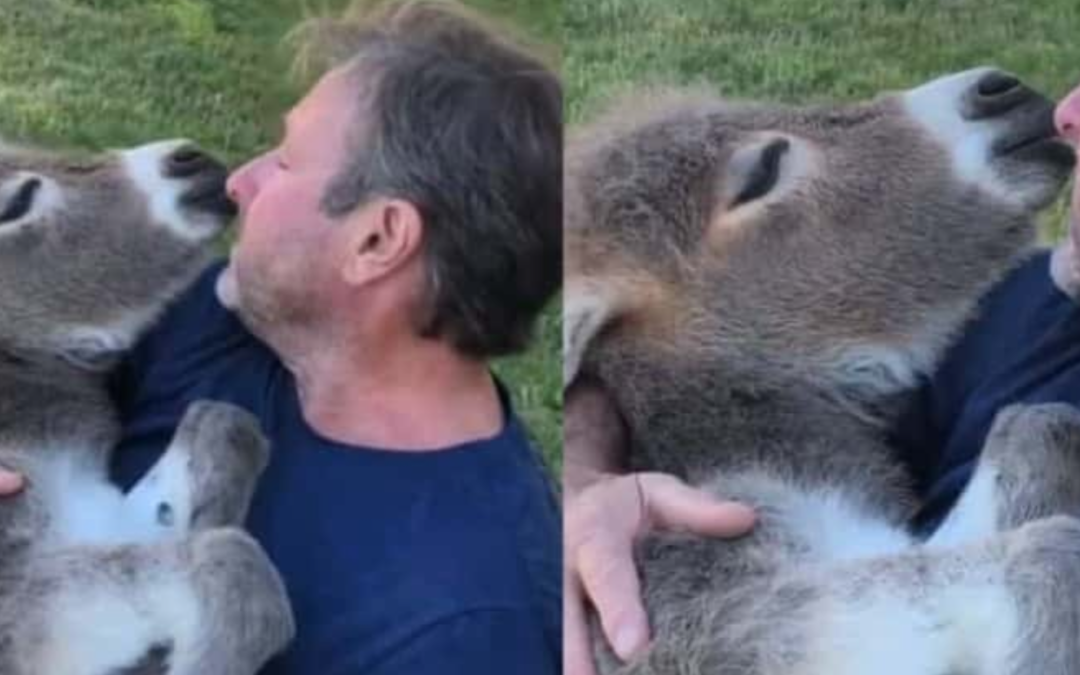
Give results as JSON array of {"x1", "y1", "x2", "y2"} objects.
[
  {"x1": 170, "y1": 145, "x2": 237, "y2": 219},
  {"x1": 959, "y1": 70, "x2": 1076, "y2": 170},
  {"x1": 965, "y1": 70, "x2": 1039, "y2": 121},
  {"x1": 165, "y1": 145, "x2": 223, "y2": 180}
]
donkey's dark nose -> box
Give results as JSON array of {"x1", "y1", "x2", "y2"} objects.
[
  {"x1": 968, "y1": 70, "x2": 1038, "y2": 120},
  {"x1": 164, "y1": 145, "x2": 224, "y2": 179},
  {"x1": 976, "y1": 71, "x2": 1020, "y2": 98}
]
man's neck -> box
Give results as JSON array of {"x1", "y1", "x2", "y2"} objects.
[{"x1": 282, "y1": 329, "x2": 503, "y2": 452}]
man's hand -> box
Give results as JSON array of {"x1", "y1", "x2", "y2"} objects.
[
  {"x1": 563, "y1": 473, "x2": 756, "y2": 675},
  {"x1": 1052, "y1": 84, "x2": 1080, "y2": 298},
  {"x1": 563, "y1": 379, "x2": 757, "y2": 674},
  {"x1": 0, "y1": 469, "x2": 23, "y2": 495}
]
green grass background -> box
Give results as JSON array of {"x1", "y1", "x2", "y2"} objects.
[
  {"x1": 0, "y1": 0, "x2": 562, "y2": 464},
  {"x1": 566, "y1": 0, "x2": 1080, "y2": 238}
]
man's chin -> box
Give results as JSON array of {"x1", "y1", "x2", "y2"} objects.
[{"x1": 216, "y1": 263, "x2": 241, "y2": 311}]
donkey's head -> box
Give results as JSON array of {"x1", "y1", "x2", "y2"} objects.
[
  {"x1": 0, "y1": 138, "x2": 234, "y2": 369},
  {"x1": 566, "y1": 68, "x2": 1073, "y2": 404}
]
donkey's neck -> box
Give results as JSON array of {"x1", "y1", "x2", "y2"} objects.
[
  {"x1": 595, "y1": 351, "x2": 914, "y2": 510},
  {"x1": 0, "y1": 353, "x2": 116, "y2": 449}
]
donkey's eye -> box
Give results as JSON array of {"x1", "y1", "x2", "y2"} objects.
[
  {"x1": 0, "y1": 179, "x2": 42, "y2": 224},
  {"x1": 733, "y1": 139, "x2": 789, "y2": 206}
]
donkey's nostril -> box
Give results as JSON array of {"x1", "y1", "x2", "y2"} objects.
[
  {"x1": 965, "y1": 71, "x2": 1039, "y2": 121},
  {"x1": 164, "y1": 145, "x2": 220, "y2": 179},
  {"x1": 976, "y1": 72, "x2": 1021, "y2": 98}
]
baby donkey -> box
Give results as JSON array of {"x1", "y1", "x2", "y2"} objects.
[
  {"x1": 567, "y1": 68, "x2": 1080, "y2": 675},
  {"x1": 0, "y1": 138, "x2": 293, "y2": 674}
]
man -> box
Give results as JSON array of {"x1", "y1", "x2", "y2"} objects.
[
  {"x1": 563, "y1": 84, "x2": 1080, "y2": 675},
  {"x1": 5, "y1": 1, "x2": 562, "y2": 673}
]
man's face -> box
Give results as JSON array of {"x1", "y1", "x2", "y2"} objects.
[
  {"x1": 219, "y1": 68, "x2": 361, "y2": 336},
  {"x1": 1050, "y1": 85, "x2": 1080, "y2": 298},
  {"x1": 1053, "y1": 88, "x2": 1080, "y2": 221}
]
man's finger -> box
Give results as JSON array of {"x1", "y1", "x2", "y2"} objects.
[
  {"x1": 564, "y1": 580, "x2": 601, "y2": 675},
  {"x1": 0, "y1": 470, "x2": 25, "y2": 495},
  {"x1": 640, "y1": 473, "x2": 756, "y2": 536},
  {"x1": 575, "y1": 532, "x2": 650, "y2": 661}
]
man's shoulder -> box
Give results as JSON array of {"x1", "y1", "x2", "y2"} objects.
[
  {"x1": 150, "y1": 259, "x2": 246, "y2": 346},
  {"x1": 931, "y1": 249, "x2": 1074, "y2": 393},
  {"x1": 902, "y1": 249, "x2": 1080, "y2": 530},
  {"x1": 985, "y1": 249, "x2": 1064, "y2": 312},
  {"x1": 124, "y1": 258, "x2": 256, "y2": 376},
  {"x1": 111, "y1": 258, "x2": 277, "y2": 419}
]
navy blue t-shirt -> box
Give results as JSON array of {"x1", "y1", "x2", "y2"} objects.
[
  {"x1": 895, "y1": 249, "x2": 1080, "y2": 533},
  {"x1": 109, "y1": 262, "x2": 562, "y2": 674}
]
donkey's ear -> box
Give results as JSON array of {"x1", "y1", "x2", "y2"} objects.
[
  {"x1": 55, "y1": 327, "x2": 130, "y2": 371},
  {"x1": 564, "y1": 283, "x2": 618, "y2": 388}
]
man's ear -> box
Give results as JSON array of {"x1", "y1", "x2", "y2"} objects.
[{"x1": 342, "y1": 198, "x2": 423, "y2": 286}]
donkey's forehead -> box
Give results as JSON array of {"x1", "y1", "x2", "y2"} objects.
[
  {"x1": 0, "y1": 135, "x2": 108, "y2": 167},
  {"x1": 0, "y1": 150, "x2": 118, "y2": 185},
  {"x1": 574, "y1": 96, "x2": 904, "y2": 196},
  {"x1": 662, "y1": 96, "x2": 899, "y2": 143}
]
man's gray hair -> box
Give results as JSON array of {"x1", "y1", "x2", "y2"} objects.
[{"x1": 292, "y1": 0, "x2": 562, "y2": 358}]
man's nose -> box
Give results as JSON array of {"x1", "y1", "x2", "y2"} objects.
[
  {"x1": 226, "y1": 161, "x2": 255, "y2": 210},
  {"x1": 1055, "y1": 85, "x2": 1080, "y2": 144}
]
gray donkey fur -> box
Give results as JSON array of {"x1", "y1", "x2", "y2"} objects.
[
  {"x1": 0, "y1": 138, "x2": 293, "y2": 674},
  {"x1": 565, "y1": 68, "x2": 1080, "y2": 674}
]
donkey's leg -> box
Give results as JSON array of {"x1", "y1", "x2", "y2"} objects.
[
  {"x1": 928, "y1": 402, "x2": 1080, "y2": 548},
  {"x1": 3, "y1": 529, "x2": 293, "y2": 675},
  {"x1": 805, "y1": 516, "x2": 1080, "y2": 675},
  {"x1": 178, "y1": 528, "x2": 295, "y2": 675},
  {"x1": 603, "y1": 516, "x2": 1080, "y2": 675},
  {"x1": 123, "y1": 401, "x2": 269, "y2": 538},
  {"x1": 0, "y1": 541, "x2": 195, "y2": 675}
]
